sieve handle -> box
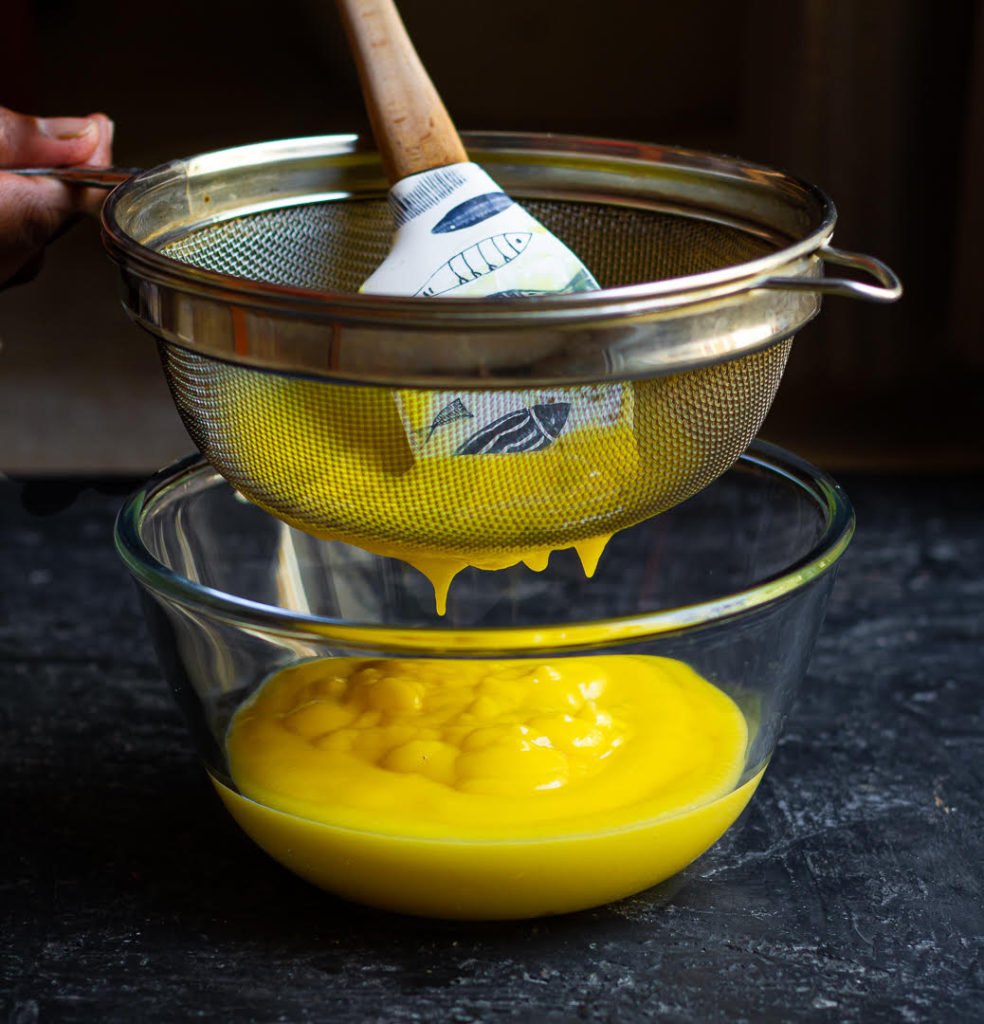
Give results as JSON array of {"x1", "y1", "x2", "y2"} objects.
[
  {"x1": 764, "y1": 245, "x2": 903, "y2": 302},
  {"x1": 6, "y1": 166, "x2": 139, "y2": 188}
]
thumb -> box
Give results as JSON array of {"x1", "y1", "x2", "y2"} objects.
[{"x1": 0, "y1": 106, "x2": 102, "y2": 168}]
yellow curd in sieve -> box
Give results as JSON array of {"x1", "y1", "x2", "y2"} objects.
[
  {"x1": 217, "y1": 655, "x2": 762, "y2": 918},
  {"x1": 226, "y1": 377, "x2": 655, "y2": 613}
]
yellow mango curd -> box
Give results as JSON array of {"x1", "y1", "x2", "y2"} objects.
[{"x1": 217, "y1": 655, "x2": 763, "y2": 919}]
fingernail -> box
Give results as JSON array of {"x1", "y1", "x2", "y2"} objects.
[
  {"x1": 86, "y1": 114, "x2": 115, "y2": 144},
  {"x1": 37, "y1": 116, "x2": 96, "y2": 141}
]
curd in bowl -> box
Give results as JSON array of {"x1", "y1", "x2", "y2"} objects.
[{"x1": 115, "y1": 440, "x2": 853, "y2": 918}]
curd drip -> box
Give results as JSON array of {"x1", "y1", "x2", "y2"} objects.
[{"x1": 228, "y1": 376, "x2": 644, "y2": 613}]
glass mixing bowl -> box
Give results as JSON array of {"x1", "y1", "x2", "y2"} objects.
[{"x1": 115, "y1": 439, "x2": 853, "y2": 919}]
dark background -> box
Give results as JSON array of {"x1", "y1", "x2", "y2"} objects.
[
  {"x1": 1, "y1": 0, "x2": 981, "y2": 473},
  {"x1": 2, "y1": 7, "x2": 983, "y2": 1017}
]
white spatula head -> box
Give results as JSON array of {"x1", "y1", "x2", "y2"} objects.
[
  {"x1": 360, "y1": 161, "x2": 619, "y2": 467},
  {"x1": 361, "y1": 162, "x2": 598, "y2": 298}
]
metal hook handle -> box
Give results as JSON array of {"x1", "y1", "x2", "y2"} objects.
[
  {"x1": 764, "y1": 245, "x2": 903, "y2": 303},
  {"x1": 6, "y1": 166, "x2": 140, "y2": 189}
]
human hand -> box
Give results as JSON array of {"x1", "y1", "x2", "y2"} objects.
[{"x1": 0, "y1": 107, "x2": 114, "y2": 288}]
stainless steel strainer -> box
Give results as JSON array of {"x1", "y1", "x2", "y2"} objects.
[{"x1": 95, "y1": 132, "x2": 900, "y2": 559}]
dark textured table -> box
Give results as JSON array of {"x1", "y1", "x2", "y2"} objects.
[{"x1": 2, "y1": 473, "x2": 982, "y2": 1023}]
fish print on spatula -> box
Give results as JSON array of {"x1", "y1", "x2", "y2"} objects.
[
  {"x1": 400, "y1": 387, "x2": 624, "y2": 460},
  {"x1": 455, "y1": 403, "x2": 571, "y2": 455},
  {"x1": 361, "y1": 162, "x2": 628, "y2": 457}
]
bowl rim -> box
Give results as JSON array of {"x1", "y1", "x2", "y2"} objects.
[{"x1": 114, "y1": 440, "x2": 854, "y2": 654}]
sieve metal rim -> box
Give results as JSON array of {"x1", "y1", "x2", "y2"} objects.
[
  {"x1": 102, "y1": 131, "x2": 836, "y2": 298},
  {"x1": 114, "y1": 440, "x2": 855, "y2": 657},
  {"x1": 98, "y1": 132, "x2": 899, "y2": 385}
]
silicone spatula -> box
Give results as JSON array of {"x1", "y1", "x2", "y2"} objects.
[
  {"x1": 336, "y1": 0, "x2": 599, "y2": 299},
  {"x1": 335, "y1": 0, "x2": 627, "y2": 465}
]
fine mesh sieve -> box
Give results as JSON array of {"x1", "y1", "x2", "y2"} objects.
[{"x1": 99, "y1": 132, "x2": 900, "y2": 559}]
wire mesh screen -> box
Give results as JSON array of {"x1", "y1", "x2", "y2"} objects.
[
  {"x1": 160, "y1": 199, "x2": 773, "y2": 292},
  {"x1": 154, "y1": 196, "x2": 790, "y2": 556}
]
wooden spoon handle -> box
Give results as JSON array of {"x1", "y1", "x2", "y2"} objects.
[{"x1": 336, "y1": 0, "x2": 468, "y2": 182}]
